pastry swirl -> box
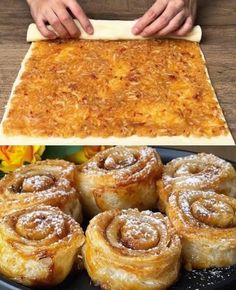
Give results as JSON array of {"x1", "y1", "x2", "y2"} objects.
[
  {"x1": 83, "y1": 208, "x2": 181, "y2": 290},
  {"x1": 0, "y1": 160, "x2": 82, "y2": 222},
  {"x1": 157, "y1": 153, "x2": 236, "y2": 212},
  {"x1": 0, "y1": 205, "x2": 85, "y2": 286},
  {"x1": 77, "y1": 146, "x2": 163, "y2": 217},
  {"x1": 167, "y1": 190, "x2": 236, "y2": 270}
]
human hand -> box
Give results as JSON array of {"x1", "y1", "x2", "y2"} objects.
[
  {"x1": 132, "y1": 0, "x2": 197, "y2": 37},
  {"x1": 27, "y1": 0, "x2": 93, "y2": 39}
]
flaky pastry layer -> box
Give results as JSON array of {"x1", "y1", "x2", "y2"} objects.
[
  {"x1": 0, "y1": 159, "x2": 83, "y2": 223},
  {"x1": 157, "y1": 153, "x2": 236, "y2": 212},
  {"x1": 83, "y1": 208, "x2": 181, "y2": 290},
  {"x1": 76, "y1": 146, "x2": 163, "y2": 217},
  {"x1": 167, "y1": 190, "x2": 236, "y2": 270},
  {"x1": 0, "y1": 205, "x2": 85, "y2": 286}
]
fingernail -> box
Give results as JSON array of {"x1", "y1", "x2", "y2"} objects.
[
  {"x1": 132, "y1": 27, "x2": 139, "y2": 35},
  {"x1": 87, "y1": 26, "x2": 94, "y2": 34}
]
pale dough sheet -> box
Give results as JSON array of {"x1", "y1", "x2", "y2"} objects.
[
  {"x1": 0, "y1": 135, "x2": 234, "y2": 146},
  {"x1": 0, "y1": 20, "x2": 234, "y2": 145},
  {"x1": 27, "y1": 19, "x2": 202, "y2": 42}
]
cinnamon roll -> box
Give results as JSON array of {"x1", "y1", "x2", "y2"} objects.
[
  {"x1": 157, "y1": 153, "x2": 236, "y2": 212},
  {"x1": 0, "y1": 160, "x2": 82, "y2": 223},
  {"x1": 83, "y1": 208, "x2": 181, "y2": 290},
  {"x1": 0, "y1": 205, "x2": 85, "y2": 286},
  {"x1": 77, "y1": 146, "x2": 163, "y2": 217},
  {"x1": 167, "y1": 190, "x2": 236, "y2": 270}
]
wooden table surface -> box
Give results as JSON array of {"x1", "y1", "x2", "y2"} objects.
[{"x1": 0, "y1": 0, "x2": 236, "y2": 143}]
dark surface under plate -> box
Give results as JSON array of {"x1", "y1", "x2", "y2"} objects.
[{"x1": 0, "y1": 147, "x2": 235, "y2": 290}]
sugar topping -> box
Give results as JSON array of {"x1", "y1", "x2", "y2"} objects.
[
  {"x1": 81, "y1": 146, "x2": 162, "y2": 186},
  {"x1": 22, "y1": 175, "x2": 55, "y2": 192},
  {"x1": 171, "y1": 190, "x2": 236, "y2": 233},
  {"x1": 191, "y1": 198, "x2": 235, "y2": 228},
  {"x1": 15, "y1": 209, "x2": 68, "y2": 241},
  {"x1": 103, "y1": 149, "x2": 137, "y2": 170},
  {"x1": 121, "y1": 220, "x2": 159, "y2": 250},
  {"x1": 102, "y1": 209, "x2": 179, "y2": 256},
  {"x1": 163, "y1": 153, "x2": 236, "y2": 192},
  {"x1": 0, "y1": 160, "x2": 81, "y2": 225}
]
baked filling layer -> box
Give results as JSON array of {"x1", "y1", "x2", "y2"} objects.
[{"x1": 2, "y1": 39, "x2": 228, "y2": 138}]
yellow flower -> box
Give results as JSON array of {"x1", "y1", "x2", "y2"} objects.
[
  {"x1": 0, "y1": 146, "x2": 45, "y2": 173},
  {"x1": 66, "y1": 146, "x2": 109, "y2": 164}
]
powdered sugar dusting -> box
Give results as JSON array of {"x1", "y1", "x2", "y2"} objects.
[
  {"x1": 22, "y1": 175, "x2": 55, "y2": 192},
  {"x1": 81, "y1": 146, "x2": 162, "y2": 186},
  {"x1": 163, "y1": 153, "x2": 236, "y2": 194},
  {"x1": 16, "y1": 209, "x2": 67, "y2": 240},
  {"x1": 183, "y1": 267, "x2": 234, "y2": 290},
  {"x1": 104, "y1": 209, "x2": 178, "y2": 256}
]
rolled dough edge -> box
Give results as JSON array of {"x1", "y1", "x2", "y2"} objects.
[{"x1": 27, "y1": 19, "x2": 202, "y2": 43}]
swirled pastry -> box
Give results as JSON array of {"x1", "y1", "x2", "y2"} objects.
[
  {"x1": 0, "y1": 159, "x2": 82, "y2": 222},
  {"x1": 0, "y1": 205, "x2": 85, "y2": 286},
  {"x1": 77, "y1": 146, "x2": 163, "y2": 217},
  {"x1": 167, "y1": 190, "x2": 236, "y2": 270},
  {"x1": 157, "y1": 153, "x2": 236, "y2": 212},
  {"x1": 83, "y1": 208, "x2": 181, "y2": 290}
]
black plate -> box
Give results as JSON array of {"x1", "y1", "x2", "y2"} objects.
[{"x1": 0, "y1": 147, "x2": 235, "y2": 290}]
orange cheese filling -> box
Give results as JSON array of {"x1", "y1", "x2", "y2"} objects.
[{"x1": 3, "y1": 39, "x2": 228, "y2": 138}]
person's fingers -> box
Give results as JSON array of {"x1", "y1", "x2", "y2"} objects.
[
  {"x1": 141, "y1": 1, "x2": 184, "y2": 36},
  {"x1": 156, "y1": 10, "x2": 186, "y2": 36},
  {"x1": 132, "y1": 0, "x2": 167, "y2": 35},
  {"x1": 52, "y1": 3, "x2": 80, "y2": 37},
  {"x1": 190, "y1": 0, "x2": 197, "y2": 23},
  {"x1": 65, "y1": 0, "x2": 93, "y2": 34},
  {"x1": 36, "y1": 18, "x2": 57, "y2": 39},
  {"x1": 174, "y1": 16, "x2": 193, "y2": 36},
  {"x1": 45, "y1": 9, "x2": 69, "y2": 38},
  {"x1": 173, "y1": 0, "x2": 197, "y2": 36}
]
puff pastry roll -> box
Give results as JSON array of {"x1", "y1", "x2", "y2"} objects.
[
  {"x1": 83, "y1": 208, "x2": 181, "y2": 290},
  {"x1": 77, "y1": 146, "x2": 163, "y2": 217},
  {"x1": 0, "y1": 205, "x2": 85, "y2": 286},
  {"x1": 0, "y1": 160, "x2": 82, "y2": 223},
  {"x1": 167, "y1": 190, "x2": 236, "y2": 270},
  {"x1": 157, "y1": 153, "x2": 236, "y2": 212}
]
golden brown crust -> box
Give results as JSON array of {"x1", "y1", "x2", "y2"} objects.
[
  {"x1": 157, "y1": 153, "x2": 236, "y2": 212},
  {"x1": 0, "y1": 205, "x2": 85, "y2": 286},
  {"x1": 83, "y1": 208, "x2": 181, "y2": 290},
  {"x1": 76, "y1": 146, "x2": 163, "y2": 217},
  {"x1": 0, "y1": 160, "x2": 83, "y2": 223},
  {"x1": 2, "y1": 39, "x2": 228, "y2": 139},
  {"x1": 167, "y1": 190, "x2": 236, "y2": 270}
]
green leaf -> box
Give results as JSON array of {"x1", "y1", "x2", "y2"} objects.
[{"x1": 43, "y1": 146, "x2": 83, "y2": 159}]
